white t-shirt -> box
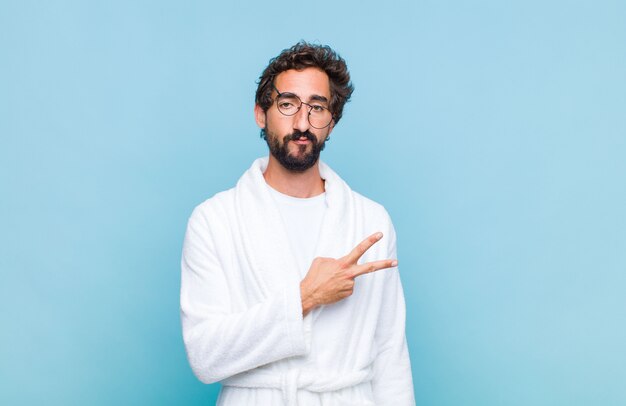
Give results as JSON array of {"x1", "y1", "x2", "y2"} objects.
[{"x1": 266, "y1": 184, "x2": 327, "y2": 278}]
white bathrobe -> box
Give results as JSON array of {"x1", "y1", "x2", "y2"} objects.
[{"x1": 180, "y1": 157, "x2": 415, "y2": 405}]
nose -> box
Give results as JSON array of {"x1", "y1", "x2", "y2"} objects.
[{"x1": 292, "y1": 104, "x2": 311, "y2": 132}]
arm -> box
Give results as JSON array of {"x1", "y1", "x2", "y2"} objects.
[
  {"x1": 180, "y1": 208, "x2": 308, "y2": 384},
  {"x1": 371, "y1": 221, "x2": 416, "y2": 405}
]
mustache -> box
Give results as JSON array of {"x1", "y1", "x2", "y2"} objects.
[{"x1": 283, "y1": 130, "x2": 318, "y2": 143}]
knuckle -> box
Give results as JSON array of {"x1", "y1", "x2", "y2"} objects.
[{"x1": 314, "y1": 257, "x2": 332, "y2": 265}]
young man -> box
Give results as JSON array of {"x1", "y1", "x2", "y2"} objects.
[{"x1": 181, "y1": 42, "x2": 415, "y2": 405}]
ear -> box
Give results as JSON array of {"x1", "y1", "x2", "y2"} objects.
[
  {"x1": 254, "y1": 104, "x2": 266, "y2": 129},
  {"x1": 327, "y1": 119, "x2": 335, "y2": 135}
]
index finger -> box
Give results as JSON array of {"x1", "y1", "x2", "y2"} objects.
[{"x1": 342, "y1": 232, "x2": 384, "y2": 264}]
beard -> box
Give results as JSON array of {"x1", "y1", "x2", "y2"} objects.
[{"x1": 264, "y1": 129, "x2": 326, "y2": 172}]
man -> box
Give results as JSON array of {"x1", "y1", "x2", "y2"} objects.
[{"x1": 181, "y1": 42, "x2": 415, "y2": 405}]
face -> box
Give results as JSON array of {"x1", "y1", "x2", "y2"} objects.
[{"x1": 255, "y1": 68, "x2": 334, "y2": 172}]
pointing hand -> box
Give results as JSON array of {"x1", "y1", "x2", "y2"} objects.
[{"x1": 300, "y1": 232, "x2": 397, "y2": 316}]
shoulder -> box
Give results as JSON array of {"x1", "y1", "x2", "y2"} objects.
[
  {"x1": 187, "y1": 188, "x2": 236, "y2": 227},
  {"x1": 182, "y1": 188, "x2": 238, "y2": 253},
  {"x1": 322, "y1": 160, "x2": 393, "y2": 225},
  {"x1": 350, "y1": 190, "x2": 398, "y2": 255},
  {"x1": 352, "y1": 190, "x2": 394, "y2": 225}
]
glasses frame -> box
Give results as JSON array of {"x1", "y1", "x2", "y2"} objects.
[{"x1": 271, "y1": 84, "x2": 334, "y2": 129}]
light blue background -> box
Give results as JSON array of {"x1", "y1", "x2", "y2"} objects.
[{"x1": 1, "y1": 0, "x2": 625, "y2": 405}]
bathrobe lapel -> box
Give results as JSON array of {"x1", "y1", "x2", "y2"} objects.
[
  {"x1": 315, "y1": 161, "x2": 363, "y2": 260},
  {"x1": 233, "y1": 158, "x2": 301, "y2": 299},
  {"x1": 233, "y1": 157, "x2": 365, "y2": 304}
]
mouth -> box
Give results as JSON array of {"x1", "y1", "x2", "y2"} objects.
[
  {"x1": 292, "y1": 137, "x2": 312, "y2": 145},
  {"x1": 284, "y1": 131, "x2": 317, "y2": 148}
]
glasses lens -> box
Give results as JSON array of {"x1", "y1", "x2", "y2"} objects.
[
  {"x1": 276, "y1": 95, "x2": 301, "y2": 116},
  {"x1": 308, "y1": 106, "x2": 333, "y2": 129},
  {"x1": 275, "y1": 93, "x2": 333, "y2": 128}
]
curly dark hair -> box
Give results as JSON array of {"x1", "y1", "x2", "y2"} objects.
[{"x1": 255, "y1": 42, "x2": 354, "y2": 125}]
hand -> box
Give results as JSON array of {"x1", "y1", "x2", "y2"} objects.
[{"x1": 300, "y1": 232, "x2": 397, "y2": 316}]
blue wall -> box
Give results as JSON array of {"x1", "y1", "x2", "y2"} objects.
[{"x1": 1, "y1": 0, "x2": 624, "y2": 404}]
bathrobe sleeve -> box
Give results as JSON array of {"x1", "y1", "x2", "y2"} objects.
[
  {"x1": 371, "y1": 216, "x2": 416, "y2": 405},
  {"x1": 180, "y1": 204, "x2": 308, "y2": 384}
]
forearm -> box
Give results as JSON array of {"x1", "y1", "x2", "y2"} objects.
[
  {"x1": 182, "y1": 282, "x2": 308, "y2": 383},
  {"x1": 300, "y1": 280, "x2": 318, "y2": 317},
  {"x1": 181, "y1": 212, "x2": 309, "y2": 383}
]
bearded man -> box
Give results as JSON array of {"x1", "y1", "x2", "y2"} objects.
[{"x1": 181, "y1": 42, "x2": 415, "y2": 405}]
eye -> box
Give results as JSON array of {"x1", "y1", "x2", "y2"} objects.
[
  {"x1": 276, "y1": 95, "x2": 300, "y2": 112},
  {"x1": 278, "y1": 101, "x2": 296, "y2": 109},
  {"x1": 310, "y1": 104, "x2": 326, "y2": 113}
]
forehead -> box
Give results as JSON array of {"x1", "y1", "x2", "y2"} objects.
[{"x1": 274, "y1": 68, "x2": 331, "y2": 99}]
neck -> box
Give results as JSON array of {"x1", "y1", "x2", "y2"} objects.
[{"x1": 263, "y1": 155, "x2": 325, "y2": 198}]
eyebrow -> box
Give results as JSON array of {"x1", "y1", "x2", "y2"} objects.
[
  {"x1": 278, "y1": 90, "x2": 329, "y2": 105},
  {"x1": 309, "y1": 95, "x2": 329, "y2": 104}
]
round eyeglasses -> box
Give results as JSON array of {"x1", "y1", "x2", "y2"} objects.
[{"x1": 272, "y1": 84, "x2": 334, "y2": 129}]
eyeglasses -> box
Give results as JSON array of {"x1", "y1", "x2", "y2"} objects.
[{"x1": 272, "y1": 84, "x2": 334, "y2": 129}]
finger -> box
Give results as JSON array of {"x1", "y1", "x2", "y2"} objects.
[
  {"x1": 342, "y1": 232, "x2": 384, "y2": 264},
  {"x1": 351, "y1": 259, "x2": 398, "y2": 278}
]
